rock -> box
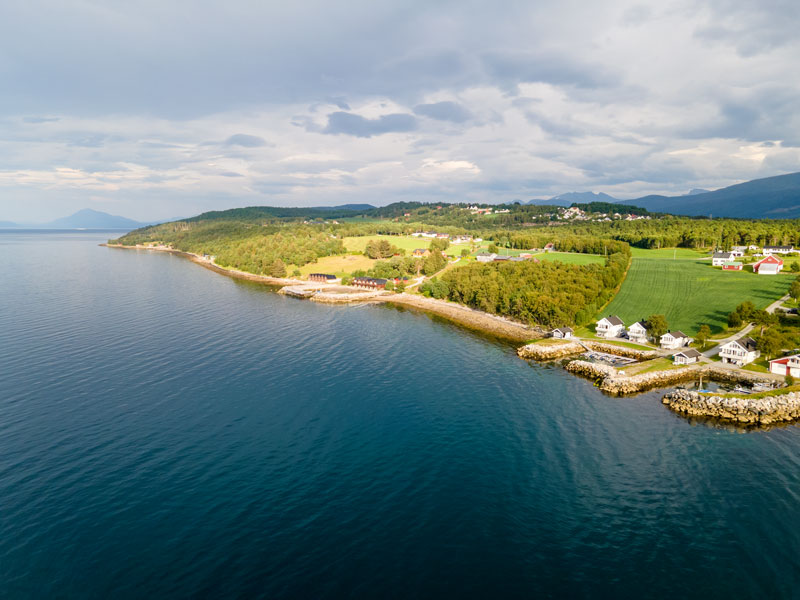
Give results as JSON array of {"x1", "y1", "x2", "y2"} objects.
[
  {"x1": 662, "y1": 389, "x2": 800, "y2": 424},
  {"x1": 518, "y1": 342, "x2": 584, "y2": 360}
]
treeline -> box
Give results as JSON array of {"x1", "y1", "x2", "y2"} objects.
[{"x1": 441, "y1": 244, "x2": 631, "y2": 327}]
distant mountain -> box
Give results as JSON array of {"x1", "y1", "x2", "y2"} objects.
[
  {"x1": 620, "y1": 172, "x2": 800, "y2": 218},
  {"x1": 45, "y1": 209, "x2": 144, "y2": 229},
  {"x1": 685, "y1": 188, "x2": 710, "y2": 196},
  {"x1": 326, "y1": 204, "x2": 375, "y2": 211},
  {"x1": 527, "y1": 191, "x2": 618, "y2": 207}
]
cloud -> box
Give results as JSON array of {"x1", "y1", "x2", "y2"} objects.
[
  {"x1": 322, "y1": 112, "x2": 417, "y2": 137},
  {"x1": 22, "y1": 116, "x2": 60, "y2": 123},
  {"x1": 224, "y1": 134, "x2": 267, "y2": 147},
  {"x1": 413, "y1": 101, "x2": 471, "y2": 123}
]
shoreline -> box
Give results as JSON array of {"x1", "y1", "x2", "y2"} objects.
[{"x1": 103, "y1": 243, "x2": 541, "y2": 341}]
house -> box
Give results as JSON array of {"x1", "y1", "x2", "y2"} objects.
[
  {"x1": 763, "y1": 245, "x2": 794, "y2": 255},
  {"x1": 519, "y1": 253, "x2": 534, "y2": 259},
  {"x1": 753, "y1": 255, "x2": 784, "y2": 275},
  {"x1": 352, "y1": 277, "x2": 387, "y2": 289},
  {"x1": 309, "y1": 273, "x2": 337, "y2": 283},
  {"x1": 411, "y1": 248, "x2": 429, "y2": 258},
  {"x1": 627, "y1": 320, "x2": 649, "y2": 343},
  {"x1": 731, "y1": 246, "x2": 747, "y2": 256},
  {"x1": 673, "y1": 349, "x2": 702, "y2": 365},
  {"x1": 544, "y1": 243, "x2": 555, "y2": 252},
  {"x1": 722, "y1": 262, "x2": 743, "y2": 271},
  {"x1": 493, "y1": 255, "x2": 511, "y2": 262},
  {"x1": 476, "y1": 252, "x2": 497, "y2": 263},
  {"x1": 552, "y1": 327, "x2": 574, "y2": 339},
  {"x1": 712, "y1": 252, "x2": 736, "y2": 266},
  {"x1": 660, "y1": 331, "x2": 691, "y2": 350},
  {"x1": 719, "y1": 337, "x2": 759, "y2": 366},
  {"x1": 596, "y1": 315, "x2": 625, "y2": 338},
  {"x1": 769, "y1": 355, "x2": 800, "y2": 377}
]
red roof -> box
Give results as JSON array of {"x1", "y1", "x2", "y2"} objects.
[{"x1": 754, "y1": 255, "x2": 783, "y2": 267}]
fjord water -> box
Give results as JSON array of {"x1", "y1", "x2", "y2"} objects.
[{"x1": 2, "y1": 231, "x2": 800, "y2": 598}]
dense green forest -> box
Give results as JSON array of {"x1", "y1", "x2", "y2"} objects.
[{"x1": 441, "y1": 240, "x2": 630, "y2": 327}]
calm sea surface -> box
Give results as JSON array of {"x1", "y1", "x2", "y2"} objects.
[{"x1": 1, "y1": 230, "x2": 799, "y2": 598}]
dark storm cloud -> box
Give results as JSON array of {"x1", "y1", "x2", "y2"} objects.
[
  {"x1": 413, "y1": 101, "x2": 472, "y2": 123},
  {"x1": 323, "y1": 112, "x2": 417, "y2": 138}
]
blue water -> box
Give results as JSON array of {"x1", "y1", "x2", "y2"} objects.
[{"x1": 1, "y1": 231, "x2": 799, "y2": 598}]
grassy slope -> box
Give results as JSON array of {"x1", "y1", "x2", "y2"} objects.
[
  {"x1": 534, "y1": 252, "x2": 606, "y2": 266},
  {"x1": 602, "y1": 250, "x2": 791, "y2": 334},
  {"x1": 296, "y1": 255, "x2": 377, "y2": 277}
]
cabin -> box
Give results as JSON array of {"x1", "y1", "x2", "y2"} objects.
[
  {"x1": 673, "y1": 348, "x2": 702, "y2": 365},
  {"x1": 411, "y1": 248, "x2": 429, "y2": 258},
  {"x1": 719, "y1": 337, "x2": 759, "y2": 366},
  {"x1": 596, "y1": 315, "x2": 625, "y2": 338},
  {"x1": 660, "y1": 331, "x2": 691, "y2": 350},
  {"x1": 763, "y1": 246, "x2": 794, "y2": 255},
  {"x1": 731, "y1": 246, "x2": 747, "y2": 256},
  {"x1": 351, "y1": 277, "x2": 387, "y2": 290},
  {"x1": 627, "y1": 320, "x2": 649, "y2": 343},
  {"x1": 722, "y1": 262, "x2": 743, "y2": 271},
  {"x1": 309, "y1": 273, "x2": 337, "y2": 283},
  {"x1": 493, "y1": 255, "x2": 511, "y2": 262},
  {"x1": 769, "y1": 355, "x2": 800, "y2": 377},
  {"x1": 552, "y1": 327, "x2": 574, "y2": 339},
  {"x1": 543, "y1": 243, "x2": 555, "y2": 252},
  {"x1": 476, "y1": 252, "x2": 497, "y2": 263},
  {"x1": 753, "y1": 255, "x2": 784, "y2": 275},
  {"x1": 712, "y1": 252, "x2": 736, "y2": 266}
]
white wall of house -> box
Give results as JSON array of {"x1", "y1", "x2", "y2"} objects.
[{"x1": 719, "y1": 343, "x2": 759, "y2": 366}]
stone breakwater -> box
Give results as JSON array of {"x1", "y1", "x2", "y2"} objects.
[
  {"x1": 663, "y1": 389, "x2": 800, "y2": 425},
  {"x1": 564, "y1": 361, "x2": 776, "y2": 396},
  {"x1": 583, "y1": 342, "x2": 659, "y2": 360},
  {"x1": 517, "y1": 341, "x2": 585, "y2": 360}
]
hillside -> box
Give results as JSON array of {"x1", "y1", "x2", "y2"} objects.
[
  {"x1": 621, "y1": 172, "x2": 800, "y2": 218},
  {"x1": 46, "y1": 209, "x2": 144, "y2": 229}
]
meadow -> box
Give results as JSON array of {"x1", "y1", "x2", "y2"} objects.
[
  {"x1": 535, "y1": 252, "x2": 606, "y2": 266},
  {"x1": 601, "y1": 252, "x2": 791, "y2": 333},
  {"x1": 296, "y1": 254, "x2": 376, "y2": 277}
]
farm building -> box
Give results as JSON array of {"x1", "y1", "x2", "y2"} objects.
[
  {"x1": 763, "y1": 246, "x2": 794, "y2": 255},
  {"x1": 712, "y1": 252, "x2": 736, "y2": 266},
  {"x1": 352, "y1": 277, "x2": 388, "y2": 289},
  {"x1": 769, "y1": 355, "x2": 800, "y2": 377},
  {"x1": 719, "y1": 337, "x2": 759, "y2": 366},
  {"x1": 309, "y1": 273, "x2": 337, "y2": 282},
  {"x1": 552, "y1": 327, "x2": 574, "y2": 339},
  {"x1": 493, "y1": 255, "x2": 511, "y2": 262},
  {"x1": 411, "y1": 248, "x2": 429, "y2": 257},
  {"x1": 753, "y1": 255, "x2": 784, "y2": 275},
  {"x1": 544, "y1": 243, "x2": 555, "y2": 252},
  {"x1": 673, "y1": 349, "x2": 702, "y2": 365},
  {"x1": 519, "y1": 253, "x2": 534, "y2": 259},
  {"x1": 627, "y1": 320, "x2": 649, "y2": 343},
  {"x1": 722, "y1": 262, "x2": 743, "y2": 271},
  {"x1": 660, "y1": 331, "x2": 691, "y2": 350},
  {"x1": 476, "y1": 252, "x2": 497, "y2": 263},
  {"x1": 596, "y1": 315, "x2": 625, "y2": 338}
]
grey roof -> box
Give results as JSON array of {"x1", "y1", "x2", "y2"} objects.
[
  {"x1": 602, "y1": 315, "x2": 624, "y2": 326},
  {"x1": 713, "y1": 252, "x2": 734, "y2": 259},
  {"x1": 675, "y1": 348, "x2": 702, "y2": 358},
  {"x1": 735, "y1": 336, "x2": 758, "y2": 351},
  {"x1": 665, "y1": 330, "x2": 688, "y2": 338},
  {"x1": 554, "y1": 327, "x2": 574, "y2": 334}
]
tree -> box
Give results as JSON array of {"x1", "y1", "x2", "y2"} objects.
[
  {"x1": 423, "y1": 250, "x2": 446, "y2": 275},
  {"x1": 396, "y1": 280, "x2": 406, "y2": 293},
  {"x1": 786, "y1": 374, "x2": 795, "y2": 387},
  {"x1": 756, "y1": 328, "x2": 782, "y2": 359},
  {"x1": 269, "y1": 259, "x2": 287, "y2": 277},
  {"x1": 461, "y1": 248, "x2": 470, "y2": 257},
  {"x1": 292, "y1": 268, "x2": 301, "y2": 277},
  {"x1": 429, "y1": 238, "x2": 449, "y2": 252},
  {"x1": 341, "y1": 275, "x2": 353, "y2": 286},
  {"x1": 384, "y1": 280, "x2": 395, "y2": 291},
  {"x1": 792, "y1": 261, "x2": 800, "y2": 273},
  {"x1": 646, "y1": 314, "x2": 669, "y2": 341},
  {"x1": 790, "y1": 280, "x2": 800, "y2": 301},
  {"x1": 728, "y1": 311, "x2": 743, "y2": 328},
  {"x1": 754, "y1": 309, "x2": 778, "y2": 335},
  {"x1": 488, "y1": 243, "x2": 499, "y2": 253},
  {"x1": 696, "y1": 324, "x2": 711, "y2": 349}
]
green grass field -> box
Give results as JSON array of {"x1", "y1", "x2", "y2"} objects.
[
  {"x1": 534, "y1": 252, "x2": 606, "y2": 266},
  {"x1": 341, "y1": 234, "x2": 482, "y2": 254},
  {"x1": 602, "y1": 251, "x2": 791, "y2": 334}
]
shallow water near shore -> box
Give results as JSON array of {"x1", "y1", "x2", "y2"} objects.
[{"x1": 2, "y1": 230, "x2": 800, "y2": 598}]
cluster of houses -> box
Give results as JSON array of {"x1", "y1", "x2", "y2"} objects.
[
  {"x1": 410, "y1": 232, "x2": 482, "y2": 245},
  {"x1": 712, "y1": 251, "x2": 786, "y2": 274},
  {"x1": 556, "y1": 207, "x2": 651, "y2": 222},
  {"x1": 476, "y1": 252, "x2": 537, "y2": 263},
  {"x1": 352, "y1": 277, "x2": 388, "y2": 289},
  {"x1": 466, "y1": 206, "x2": 510, "y2": 215}
]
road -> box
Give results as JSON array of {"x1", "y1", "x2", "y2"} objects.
[{"x1": 701, "y1": 294, "x2": 790, "y2": 358}]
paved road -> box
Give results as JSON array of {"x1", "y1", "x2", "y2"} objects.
[{"x1": 701, "y1": 294, "x2": 790, "y2": 358}]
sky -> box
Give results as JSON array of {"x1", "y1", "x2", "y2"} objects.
[{"x1": 2, "y1": 0, "x2": 800, "y2": 222}]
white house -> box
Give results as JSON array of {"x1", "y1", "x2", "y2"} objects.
[
  {"x1": 769, "y1": 355, "x2": 800, "y2": 377},
  {"x1": 763, "y1": 245, "x2": 794, "y2": 255},
  {"x1": 660, "y1": 331, "x2": 691, "y2": 350},
  {"x1": 673, "y1": 348, "x2": 702, "y2": 365},
  {"x1": 712, "y1": 251, "x2": 736, "y2": 266},
  {"x1": 753, "y1": 255, "x2": 784, "y2": 275},
  {"x1": 596, "y1": 315, "x2": 625, "y2": 338},
  {"x1": 719, "y1": 337, "x2": 759, "y2": 366},
  {"x1": 552, "y1": 327, "x2": 574, "y2": 339},
  {"x1": 627, "y1": 321, "x2": 649, "y2": 343},
  {"x1": 476, "y1": 252, "x2": 497, "y2": 263},
  {"x1": 731, "y1": 246, "x2": 747, "y2": 256}
]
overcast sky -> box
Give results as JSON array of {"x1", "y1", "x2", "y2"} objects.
[{"x1": 2, "y1": 0, "x2": 799, "y2": 221}]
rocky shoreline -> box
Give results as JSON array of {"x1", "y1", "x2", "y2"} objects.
[{"x1": 663, "y1": 389, "x2": 800, "y2": 425}]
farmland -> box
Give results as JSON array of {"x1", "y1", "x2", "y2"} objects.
[
  {"x1": 535, "y1": 252, "x2": 606, "y2": 266},
  {"x1": 296, "y1": 254, "x2": 376, "y2": 277},
  {"x1": 342, "y1": 235, "x2": 471, "y2": 253},
  {"x1": 601, "y1": 252, "x2": 791, "y2": 334}
]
